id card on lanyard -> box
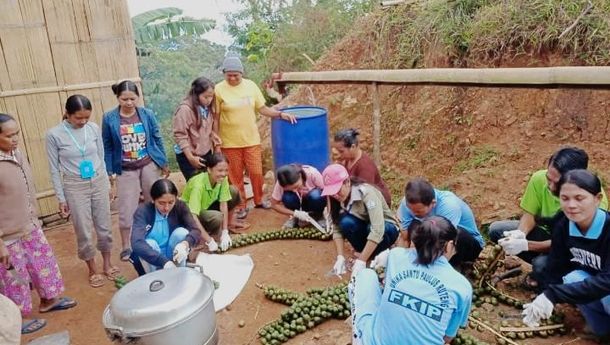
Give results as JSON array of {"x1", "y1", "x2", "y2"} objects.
[{"x1": 62, "y1": 122, "x2": 95, "y2": 179}]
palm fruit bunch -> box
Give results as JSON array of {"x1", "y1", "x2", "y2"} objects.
[
  {"x1": 229, "y1": 228, "x2": 332, "y2": 250},
  {"x1": 114, "y1": 275, "x2": 128, "y2": 289}
]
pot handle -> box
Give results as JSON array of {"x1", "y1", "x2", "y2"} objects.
[
  {"x1": 103, "y1": 307, "x2": 132, "y2": 343},
  {"x1": 149, "y1": 279, "x2": 165, "y2": 292},
  {"x1": 186, "y1": 262, "x2": 204, "y2": 274}
]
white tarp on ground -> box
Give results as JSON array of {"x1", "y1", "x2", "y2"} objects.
[{"x1": 195, "y1": 252, "x2": 254, "y2": 312}]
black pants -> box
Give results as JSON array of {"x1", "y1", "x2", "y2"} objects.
[
  {"x1": 449, "y1": 228, "x2": 484, "y2": 266},
  {"x1": 176, "y1": 150, "x2": 213, "y2": 181}
]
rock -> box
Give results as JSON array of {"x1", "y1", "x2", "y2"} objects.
[{"x1": 238, "y1": 320, "x2": 245, "y2": 328}]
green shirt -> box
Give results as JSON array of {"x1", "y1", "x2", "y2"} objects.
[
  {"x1": 520, "y1": 169, "x2": 608, "y2": 232},
  {"x1": 181, "y1": 172, "x2": 232, "y2": 215}
]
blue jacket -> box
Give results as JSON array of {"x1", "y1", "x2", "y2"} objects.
[
  {"x1": 131, "y1": 200, "x2": 202, "y2": 268},
  {"x1": 101, "y1": 106, "x2": 168, "y2": 175}
]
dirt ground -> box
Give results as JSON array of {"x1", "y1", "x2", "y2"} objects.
[{"x1": 20, "y1": 208, "x2": 354, "y2": 345}]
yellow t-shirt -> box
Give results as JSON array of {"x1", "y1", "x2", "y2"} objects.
[{"x1": 215, "y1": 79, "x2": 266, "y2": 148}]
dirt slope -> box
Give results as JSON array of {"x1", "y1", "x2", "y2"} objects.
[{"x1": 260, "y1": 11, "x2": 610, "y2": 226}]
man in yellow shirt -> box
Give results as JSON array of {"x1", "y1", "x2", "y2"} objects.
[{"x1": 213, "y1": 55, "x2": 297, "y2": 218}]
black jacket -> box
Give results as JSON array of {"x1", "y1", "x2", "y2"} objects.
[{"x1": 543, "y1": 210, "x2": 610, "y2": 305}]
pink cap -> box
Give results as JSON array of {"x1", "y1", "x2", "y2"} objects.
[{"x1": 321, "y1": 164, "x2": 350, "y2": 196}]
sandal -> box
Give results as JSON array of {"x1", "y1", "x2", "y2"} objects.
[
  {"x1": 229, "y1": 221, "x2": 251, "y2": 234},
  {"x1": 521, "y1": 272, "x2": 539, "y2": 291},
  {"x1": 104, "y1": 266, "x2": 121, "y2": 281},
  {"x1": 21, "y1": 318, "x2": 47, "y2": 334},
  {"x1": 89, "y1": 274, "x2": 105, "y2": 288},
  {"x1": 235, "y1": 208, "x2": 249, "y2": 220},
  {"x1": 120, "y1": 248, "x2": 132, "y2": 262},
  {"x1": 39, "y1": 296, "x2": 77, "y2": 313}
]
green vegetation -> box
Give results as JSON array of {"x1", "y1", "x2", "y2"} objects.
[
  {"x1": 456, "y1": 145, "x2": 499, "y2": 172},
  {"x1": 376, "y1": 0, "x2": 610, "y2": 68},
  {"x1": 226, "y1": 0, "x2": 374, "y2": 85},
  {"x1": 132, "y1": 7, "x2": 215, "y2": 46}
]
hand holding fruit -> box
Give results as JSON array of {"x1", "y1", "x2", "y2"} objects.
[
  {"x1": 522, "y1": 293, "x2": 554, "y2": 327},
  {"x1": 206, "y1": 238, "x2": 219, "y2": 252},
  {"x1": 369, "y1": 249, "x2": 389, "y2": 269},
  {"x1": 220, "y1": 230, "x2": 232, "y2": 251},
  {"x1": 172, "y1": 241, "x2": 190, "y2": 264}
]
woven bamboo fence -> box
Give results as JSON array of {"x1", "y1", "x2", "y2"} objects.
[{"x1": 0, "y1": 0, "x2": 141, "y2": 217}]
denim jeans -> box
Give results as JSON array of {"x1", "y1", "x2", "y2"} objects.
[
  {"x1": 282, "y1": 188, "x2": 325, "y2": 218},
  {"x1": 563, "y1": 270, "x2": 610, "y2": 336},
  {"x1": 338, "y1": 213, "x2": 399, "y2": 259},
  {"x1": 140, "y1": 227, "x2": 189, "y2": 273}
]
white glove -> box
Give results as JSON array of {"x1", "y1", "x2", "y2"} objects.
[
  {"x1": 522, "y1": 293, "x2": 554, "y2": 327},
  {"x1": 206, "y1": 238, "x2": 219, "y2": 252},
  {"x1": 503, "y1": 229, "x2": 527, "y2": 239},
  {"x1": 220, "y1": 230, "x2": 232, "y2": 251},
  {"x1": 332, "y1": 255, "x2": 347, "y2": 276},
  {"x1": 163, "y1": 261, "x2": 177, "y2": 269},
  {"x1": 498, "y1": 237, "x2": 528, "y2": 255},
  {"x1": 369, "y1": 249, "x2": 390, "y2": 269},
  {"x1": 351, "y1": 259, "x2": 366, "y2": 278},
  {"x1": 172, "y1": 241, "x2": 190, "y2": 264},
  {"x1": 293, "y1": 210, "x2": 309, "y2": 221}
]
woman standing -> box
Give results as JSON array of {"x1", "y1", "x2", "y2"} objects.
[
  {"x1": 2, "y1": 113, "x2": 76, "y2": 334},
  {"x1": 350, "y1": 216, "x2": 472, "y2": 345},
  {"x1": 214, "y1": 55, "x2": 296, "y2": 219},
  {"x1": 173, "y1": 77, "x2": 221, "y2": 181},
  {"x1": 522, "y1": 170, "x2": 610, "y2": 337},
  {"x1": 46, "y1": 95, "x2": 117, "y2": 288},
  {"x1": 131, "y1": 179, "x2": 202, "y2": 274},
  {"x1": 333, "y1": 129, "x2": 392, "y2": 206},
  {"x1": 321, "y1": 164, "x2": 399, "y2": 278},
  {"x1": 270, "y1": 164, "x2": 326, "y2": 229},
  {"x1": 102, "y1": 80, "x2": 169, "y2": 262}
]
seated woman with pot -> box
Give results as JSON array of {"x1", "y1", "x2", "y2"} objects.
[{"x1": 130, "y1": 179, "x2": 202, "y2": 275}]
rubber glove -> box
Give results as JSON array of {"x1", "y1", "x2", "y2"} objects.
[
  {"x1": 351, "y1": 259, "x2": 366, "y2": 278},
  {"x1": 503, "y1": 229, "x2": 527, "y2": 239},
  {"x1": 220, "y1": 230, "x2": 232, "y2": 251},
  {"x1": 369, "y1": 249, "x2": 390, "y2": 269},
  {"x1": 173, "y1": 241, "x2": 190, "y2": 264},
  {"x1": 206, "y1": 238, "x2": 219, "y2": 252},
  {"x1": 163, "y1": 261, "x2": 177, "y2": 269},
  {"x1": 293, "y1": 210, "x2": 310, "y2": 221},
  {"x1": 323, "y1": 206, "x2": 334, "y2": 234},
  {"x1": 522, "y1": 293, "x2": 554, "y2": 327},
  {"x1": 332, "y1": 255, "x2": 347, "y2": 276},
  {"x1": 498, "y1": 237, "x2": 528, "y2": 255}
]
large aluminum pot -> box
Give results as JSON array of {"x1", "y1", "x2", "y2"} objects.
[{"x1": 103, "y1": 266, "x2": 218, "y2": 345}]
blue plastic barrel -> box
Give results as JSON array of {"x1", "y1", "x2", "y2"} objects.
[{"x1": 271, "y1": 106, "x2": 329, "y2": 172}]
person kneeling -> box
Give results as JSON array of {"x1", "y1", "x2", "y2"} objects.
[
  {"x1": 131, "y1": 179, "x2": 202, "y2": 274},
  {"x1": 522, "y1": 170, "x2": 610, "y2": 338},
  {"x1": 270, "y1": 164, "x2": 325, "y2": 229},
  {"x1": 322, "y1": 164, "x2": 399, "y2": 278},
  {"x1": 350, "y1": 216, "x2": 472, "y2": 345}
]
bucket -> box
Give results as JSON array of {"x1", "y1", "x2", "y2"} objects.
[{"x1": 271, "y1": 106, "x2": 329, "y2": 172}]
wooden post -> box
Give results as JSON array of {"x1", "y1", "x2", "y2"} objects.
[{"x1": 371, "y1": 82, "x2": 381, "y2": 166}]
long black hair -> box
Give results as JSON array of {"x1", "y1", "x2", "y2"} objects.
[
  {"x1": 276, "y1": 164, "x2": 306, "y2": 187},
  {"x1": 411, "y1": 216, "x2": 458, "y2": 266},
  {"x1": 150, "y1": 179, "x2": 178, "y2": 200},
  {"x1": 187, "y1": 77, "x2": 215, "y2": 129},
  {"x1": 557, "y1": 169, "x2": 602, "y2": 197},
  {"x1": 111, "y1": 80, "x2": 140, "y2": 97}
]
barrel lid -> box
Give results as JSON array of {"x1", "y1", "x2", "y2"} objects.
[
  {"x1": 282, "y1": 106, "x2": 326, "y2": 119},
  {"x1": 104, "y1": 267, "x2": 214, "y2": 336}
]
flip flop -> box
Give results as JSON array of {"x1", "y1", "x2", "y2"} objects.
[
  {"x1": 21, "y1": 318, "x2": 47, "y2": 334},
  {"x1": 89, "y1": 273, "x2": 105, "y2": 288},
  {"x1": 120, "y1": 248, "x2": 132, "y2": 262},
  {"x1": 104, "y1": 266, "x2": 121, "y2": 281},
  {"x1": 39, "y1": 296, "x2": 77, "y2": 313}
]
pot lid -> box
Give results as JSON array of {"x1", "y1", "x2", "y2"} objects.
[{"x1": 104, "y1": 267, "x2": 214, "y2": 336}]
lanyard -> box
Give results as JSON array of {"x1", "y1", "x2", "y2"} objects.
[{"x1": 62, "y1": 122, "x2": 88, "y2": 157}]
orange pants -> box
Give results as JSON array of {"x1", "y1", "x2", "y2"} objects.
[{"x1": 222, "y1": 145, "x2": 264, "y2": 209}]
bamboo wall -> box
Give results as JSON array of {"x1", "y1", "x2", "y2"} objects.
[{"x1": 0, "y1": 0, "x2": 141, "y2": 216}]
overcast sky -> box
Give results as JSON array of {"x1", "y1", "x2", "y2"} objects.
[{"x1": 126, "y1": 0, "x2": 244, "y2": 46}]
